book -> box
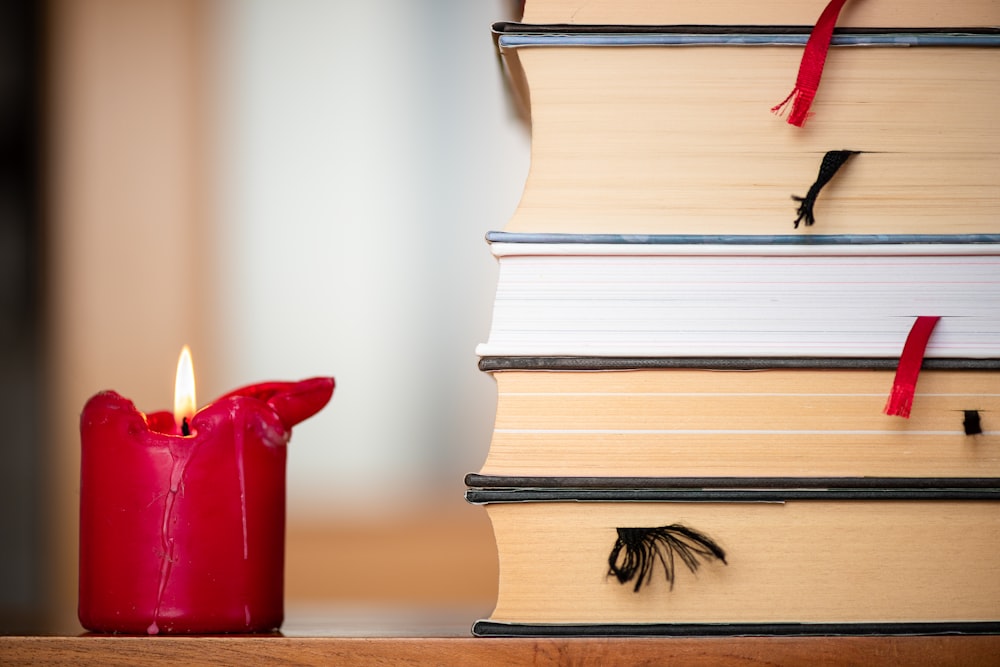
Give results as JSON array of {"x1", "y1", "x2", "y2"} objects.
[
  {"x1": 468, "y1": 4, "x2": 1000, "y2": 639},
  {"x1": 476, "y1": 237, "x2": 1000, "y2": 359},
  {"x1": 471, "y1": 361, "x2": 1000, "y2": 481},
  {"x1": 467, "y1": 488, "x2": 1000, "y2": 634},
  {"x1": 516, "y1": 0, "x2": 1000, "y2": 28},
  {"x1": 494, "y1": 25, "x2": 1000, "y2": 235}
]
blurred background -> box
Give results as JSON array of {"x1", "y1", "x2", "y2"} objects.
[{"x1": 0, "y1": 0, "x2": 529, "y2": 632}]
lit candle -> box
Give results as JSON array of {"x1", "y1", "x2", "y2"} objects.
[{"x1": 78, "y1": 347, "x2": 334, "y2": 634}]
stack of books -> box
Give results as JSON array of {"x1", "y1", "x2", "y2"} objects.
[{"x1": 466, "y1": 0, "x2": 1000, "y2": 637}]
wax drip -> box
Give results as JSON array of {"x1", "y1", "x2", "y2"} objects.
[
  {"x1": 233, "y1": 407, "x2": 249, "y2": 560},
  {"x1": 964, "y1": 410, "x2": 983, "y2": 436},
  {"x1": 608, "y1": 525, "x2": 727, "y2": 593},
  {"x1": 792, "y1": 150, "x2": 858, "y2": 228},
  {"x1": 149, "y1": 439, "x2": 200, "y2": 634}
]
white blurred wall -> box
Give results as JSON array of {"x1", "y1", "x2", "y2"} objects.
[
  {"x1": 42, "y1": 1, "x2": 523, "y2": 626},
  {"x1": 210, "y1": 0, "x2": 529, "y2": 514}
]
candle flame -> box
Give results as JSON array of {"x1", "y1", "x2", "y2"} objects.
[{"x1": 174, "y1": 345, "x2": 196, "y2": 431}]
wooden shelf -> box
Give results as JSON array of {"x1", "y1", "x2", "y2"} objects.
[{"x1": 3, "y1": 608, "x2": 999, "y2": 666}]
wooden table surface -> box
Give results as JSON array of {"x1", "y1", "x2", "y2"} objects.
[{"x1": 3, "y1": 607, "x2": 999, "y2": 666}]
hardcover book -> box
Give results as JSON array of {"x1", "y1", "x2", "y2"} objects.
[
  {"x1": 494, "y1": 25, "x2": 1000, "y2": 235},
  {"x1": 476, "y1": 237, "x2": 1000, "y2": 359},
  {"x1": 473, "y1": 360, "x2": 999, "y2": 481},
  {"x1": 516, "y1": 0, "x2": 1000, "y2": 28},
  {"x1": 467, "y1": 488, "x2": 1000, "y2": 636}
]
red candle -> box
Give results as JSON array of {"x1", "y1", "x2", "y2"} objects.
[{"x1": 78, "y1": 347, "x2": 334, "y2": 634}]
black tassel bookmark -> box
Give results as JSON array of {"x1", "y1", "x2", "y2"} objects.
[
  {"x1": 792, "y1": 149, "x2": 859, "y2": 228},
  {"x1": 964, "y1": 410, "x2": 984, "y2": 436},
  {"x1": 608, "y1": 525, "x2": 727, "y2": 593}
]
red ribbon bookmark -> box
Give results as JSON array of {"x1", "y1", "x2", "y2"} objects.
[
  {"x1": 772, "y1": 0, "x2": 853, "y2": 127},
  {"x1": 884, "y1": 316, "x2": 941, "y2": 419}
]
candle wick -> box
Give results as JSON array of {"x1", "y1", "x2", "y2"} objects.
[{"x1": 181, "y1": 417, "x2": 191, "y2": 437}]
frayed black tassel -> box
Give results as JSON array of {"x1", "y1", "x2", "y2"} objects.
[
  {"x1": 964, "y1": 410, "x2": 983, "y2": 436},
  {"x1": 792, "y1": 150, "x2": 859, "y2": 228},
  {"x1": 608, "y1": 525, "x2": 727, "y2": 593}
]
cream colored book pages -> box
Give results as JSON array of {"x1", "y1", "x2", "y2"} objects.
[
  {"x1": 486, "y1": 500, "x2": 1000, "y2": 624},
  {"x1": 520, "y1": 0, "x2": 1000, "y2": 27},
  {"x1": 480, "y1": 369, "x2": 1000, "y2": 478},
  {"x1": 505, "y1": 45, "x2": 1000, "y2": 235}
]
